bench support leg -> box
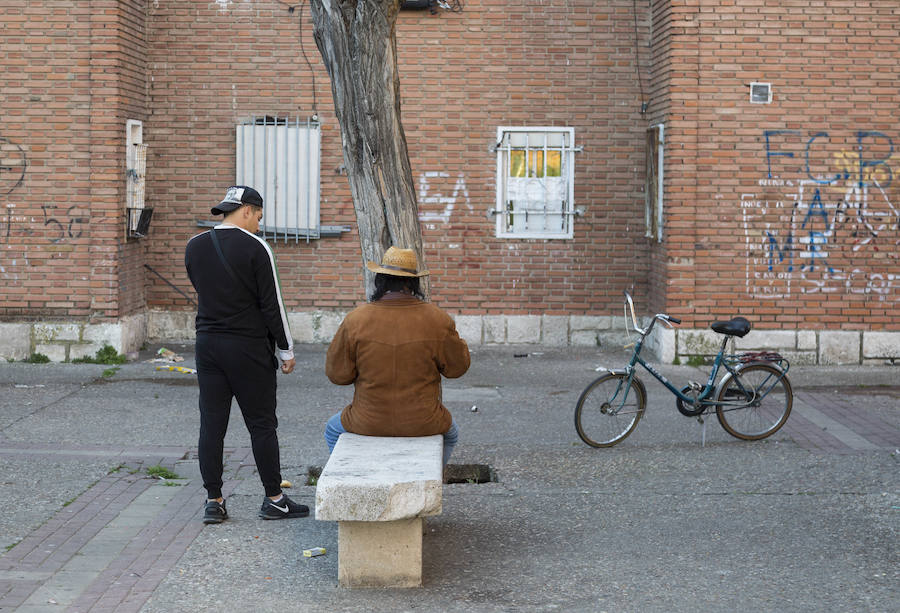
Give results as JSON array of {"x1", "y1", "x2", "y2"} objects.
[{"x1": 338, "y1": 518, "x2": 423, "y2": 587}]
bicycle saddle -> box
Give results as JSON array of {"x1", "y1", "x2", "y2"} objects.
[{"x1": 710, "y1": 316, "x2": 751, "y2": 337}]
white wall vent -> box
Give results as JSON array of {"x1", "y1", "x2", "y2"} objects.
[{"x1": 750, "y1": 82, "x2": 772, "y2": 104}]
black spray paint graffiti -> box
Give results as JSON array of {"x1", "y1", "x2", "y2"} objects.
[
  {"x1": 41, "y1": 203, "x2": 87, "y2": 243},
  {"x1": 0, "y1": 136, "x2": 27, "y2": 244},
  {"x1": 0, "y1": 136, "x2": 27, "y2": 195},
  {"x1": 1, "y1": 135, "x2": 86, "y2": 245}
]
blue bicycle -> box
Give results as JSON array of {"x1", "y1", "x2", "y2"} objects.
[{"x1": 575, "y1": 291, "x2": 793, "y2": 447}]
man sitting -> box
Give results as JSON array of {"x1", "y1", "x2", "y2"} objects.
[{"x1": 324, "y1": 247, "x2": 470, "y2": 465}]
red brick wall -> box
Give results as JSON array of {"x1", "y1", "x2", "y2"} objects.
[
  {"x1": 0, "y1": 0, "x2": 148, "y2": 321},
  {"x1": 647, "y1": 0, "x2": 675, "y2": 315},
  {"x1": 116, "y1": 1, "x2": 150, "y2": 317},
  {"x1": 658, "y1": 0, "x2": 900, "y2": 329},
  {"x1": 0, "y1": 2, "x2": 94, "y2": 319},
  {"x1": 142, "y1": 0, "x2": 651, "y2": 316},
  {"x1": 4, "y1": 0, "x2": 895, "y2": 333}
]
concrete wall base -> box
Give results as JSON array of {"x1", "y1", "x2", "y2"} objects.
[
  {"x1": 143, "y1": 310, "x2": 633, "y2": 349},
  {"x1": 0, "y1": 313, "x2": 147, "y2": 362},
  {"x1": 648, "y1": 326, "x2": 900, "y2": 366},
  {"x1": 338, "y1": 518, "x2": 424, "y2": 588},
  {"x1": 4, "y1": 311, "x2": 897, "y2": 366}
]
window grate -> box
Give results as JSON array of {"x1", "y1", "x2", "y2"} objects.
[
  {"x1": 493, "y1": 127, "x2": 577, "y2": 239},
  {"x1": 236, "y1": 116, "x2": 321, "y2": 243}
]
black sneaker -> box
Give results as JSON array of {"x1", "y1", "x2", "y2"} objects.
[
  {"x1": 258, "y1": 494, "x2": 309, "y2": 520},
  {"x1": 203, "y1": 499, "x2": 227, "y2": 524}
]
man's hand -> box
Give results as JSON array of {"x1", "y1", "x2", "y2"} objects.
[{"x1": 281, "y1": 358, "x2": 296, "y2": 374}]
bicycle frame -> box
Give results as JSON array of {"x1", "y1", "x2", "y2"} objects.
[{"x1": 605, "y1": 292, "x2": 787, "y2": 414}]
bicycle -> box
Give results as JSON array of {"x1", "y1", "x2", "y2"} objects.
[{"x1": 574, "y1": 291, "x2": 793, "y2": 447}]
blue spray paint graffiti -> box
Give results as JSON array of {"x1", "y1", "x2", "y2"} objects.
[
  {"x1": 765, "y1": 129, "x2": 894, "y2": 188},
  {"x1": 746, "y1": 129, "x2": 899, "y2": 301}
]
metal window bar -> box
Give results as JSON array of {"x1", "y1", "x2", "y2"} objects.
[
  {"x1": 127, "y1": 144, "x2": 148, "y2": 231},
  {"x1": 493, "y1": 128, "x2": 577, "y2": 238},
  {"x1": 236, "y1": 116, "x2": 321, "y2": 243}
]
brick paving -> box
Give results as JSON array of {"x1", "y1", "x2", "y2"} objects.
[
  {"x1": 783, "y1": 390, "x2": 900, "y2": 454},
  {"x1": 0, "y1": 446, "x2": 252, "y2": 612}
]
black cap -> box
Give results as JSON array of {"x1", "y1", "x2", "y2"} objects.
[{"x1": 211, "y1": 185, "x2": 264, "y2": 215}]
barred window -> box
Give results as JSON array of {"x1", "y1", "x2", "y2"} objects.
[
  {"x1": 236, "y1": 116, "x2": 321, "y2": 242},
  {"x1": 494, "y1": 127, "x2": 577, "y2": 239}
]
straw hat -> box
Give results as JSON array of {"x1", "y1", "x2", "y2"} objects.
[{"x1": 365, "y1": 246, "x2": 429, "y2": 277}]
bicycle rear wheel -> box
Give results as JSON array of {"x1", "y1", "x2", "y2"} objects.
[
  {"x1": 574, "y1": 373, "x2": 646, "y2": 447},
  {"x1": 715, "y1": 363, "x2": 792, "y2": 440}
]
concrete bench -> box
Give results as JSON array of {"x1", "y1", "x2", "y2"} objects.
[{"x1": 314, "y1": 433, "x2": 443, "y2": 587}]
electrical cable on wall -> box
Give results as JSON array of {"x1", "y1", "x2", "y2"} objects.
[
  {"x1": 144, "y1": 264, "x2": 198, "y2": 308},
  {"x1": 633, "y1": 0, "x2": 647, "y2": 114},
  {"x1": 280, "y1": 0, "x2": 318, "y2": 116}
]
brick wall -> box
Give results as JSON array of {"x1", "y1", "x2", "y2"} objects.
[
  {"x1": 657, "y1": 0, "x2": 899, "y2": 330},
  {"x1": 0, "y1": 0, "x2": 149, "y2": 321},
  {"x1": 142, "y1": 0, "x2": 651, "y2": 316},
  {"x1": 116, "y1": 0, "x2": 151, "y2": 317},
  {"x1": 1, "y1": 1, "x2": 95, "y2": 319},
  {"x1": 1, "y1": 0, "x2": 897, "y2": 362}
]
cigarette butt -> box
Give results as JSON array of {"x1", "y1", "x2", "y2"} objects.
[
  {"x1": 280, "y1": 480, "x2": 292, "y2": 488},
  {"x1": 303, "y1": 547, "x2": 326, "y2": 557}
]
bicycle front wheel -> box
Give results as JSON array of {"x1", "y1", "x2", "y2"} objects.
[
  {"x1": 574, "y1": 373, "x2": 646, "y2": 447},
  {"x1": 715, "y1": 363, "x2": 792, "y2": 440}
]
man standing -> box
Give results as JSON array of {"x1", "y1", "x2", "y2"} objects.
[{"x1": 185, "y1": 185, "x2": 308, "y2": 523}]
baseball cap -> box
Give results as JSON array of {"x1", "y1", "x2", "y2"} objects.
[{"x1": 211, "y1": 185, "x2": 264, "y2": 215}]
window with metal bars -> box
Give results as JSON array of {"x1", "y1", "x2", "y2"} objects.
[
  {"x1": 493, "y1": 127, "x2": 577, "y2": 239},
  {"x1": 235, "y1": 116, "x2": 321, "y2": 242}
]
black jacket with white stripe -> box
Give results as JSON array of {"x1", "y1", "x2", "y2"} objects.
[{"x1": 185, "y1": 225, "x2": 294, "y2": 361}]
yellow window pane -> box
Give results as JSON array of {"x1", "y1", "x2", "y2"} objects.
[
  {"x1": 509, "y1": 151, "x2": 526, "y2": 177},
  {"x1": 546, "y1": 151, "x2": 561, "y2": 177}
]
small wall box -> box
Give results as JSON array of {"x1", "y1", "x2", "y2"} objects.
[
  {"x1": 127, "y1": 207, "x2": 153, "y2": 238},
  {"x1": 750, "y1": 82, "x2": 772, "y2": 104}
]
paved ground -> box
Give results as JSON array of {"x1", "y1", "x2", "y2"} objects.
[{"x1": 0, "y1": 343, "x2": 897, "y2": 612}]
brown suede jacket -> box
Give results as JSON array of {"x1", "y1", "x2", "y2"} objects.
[{"x1": 325, "y1": 293, "x2": 470, "y2": 437}]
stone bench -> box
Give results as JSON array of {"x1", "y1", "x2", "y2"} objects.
[{"x1": 314, "y1": 433, "x2": 443, "y2": 587}]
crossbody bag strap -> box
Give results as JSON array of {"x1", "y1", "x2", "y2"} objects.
[{"x1": 209, "y1": 228, "x2": 255, "y2": 296}]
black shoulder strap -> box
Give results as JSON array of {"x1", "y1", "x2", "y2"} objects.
[{"x1": 209, "y1": 228, "x2": 255, "y2": 296}]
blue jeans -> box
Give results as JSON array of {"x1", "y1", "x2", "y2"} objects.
[{"x1": 324, "y1": 412, "x2": 459, "y2": 466}]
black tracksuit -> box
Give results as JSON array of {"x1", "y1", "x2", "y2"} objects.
[{"x1": 185, "y1": 225, "x2": 294, "y2": 499}]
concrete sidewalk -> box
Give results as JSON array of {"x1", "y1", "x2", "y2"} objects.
[{"x1": 0, "y1": 344, "x2": 897, "y2": 612}]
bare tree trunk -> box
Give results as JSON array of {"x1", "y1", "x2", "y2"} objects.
[{"x1": 310, "y1": 0, "x2": 428, "y2": 299}]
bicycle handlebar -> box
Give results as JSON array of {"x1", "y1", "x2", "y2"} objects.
[{"x1": 624, "y1": 290, "x2": 681, "y2": 335}]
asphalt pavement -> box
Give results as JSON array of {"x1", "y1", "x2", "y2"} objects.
[{"x1": 0, "y1": 343, "x2": 897, "y2": 612}]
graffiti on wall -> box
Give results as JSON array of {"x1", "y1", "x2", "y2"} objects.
[
  {"x1": 743, "y1": 130, "x2": 898, "y2": 301},
  {"x1": 1, "y1": 134, "x2": 87, "y2": 248},
  {"x1": 0, "y1": 137, "x2": 27, "y2": 196},
  {"x1": 417, "y1": 171, "x2": 471, "y2": 227},
  {"x1": 0, "y1": 136, "x2": 27, "y2": 246}
]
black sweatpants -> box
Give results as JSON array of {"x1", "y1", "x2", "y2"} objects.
[{"x1": 195, "y1": 333, "x2": 282, "y2": 499}]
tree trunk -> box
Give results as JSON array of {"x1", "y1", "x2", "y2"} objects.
[{"x1": 310, "y1": 0, "x2": 428, "y2": 299}]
